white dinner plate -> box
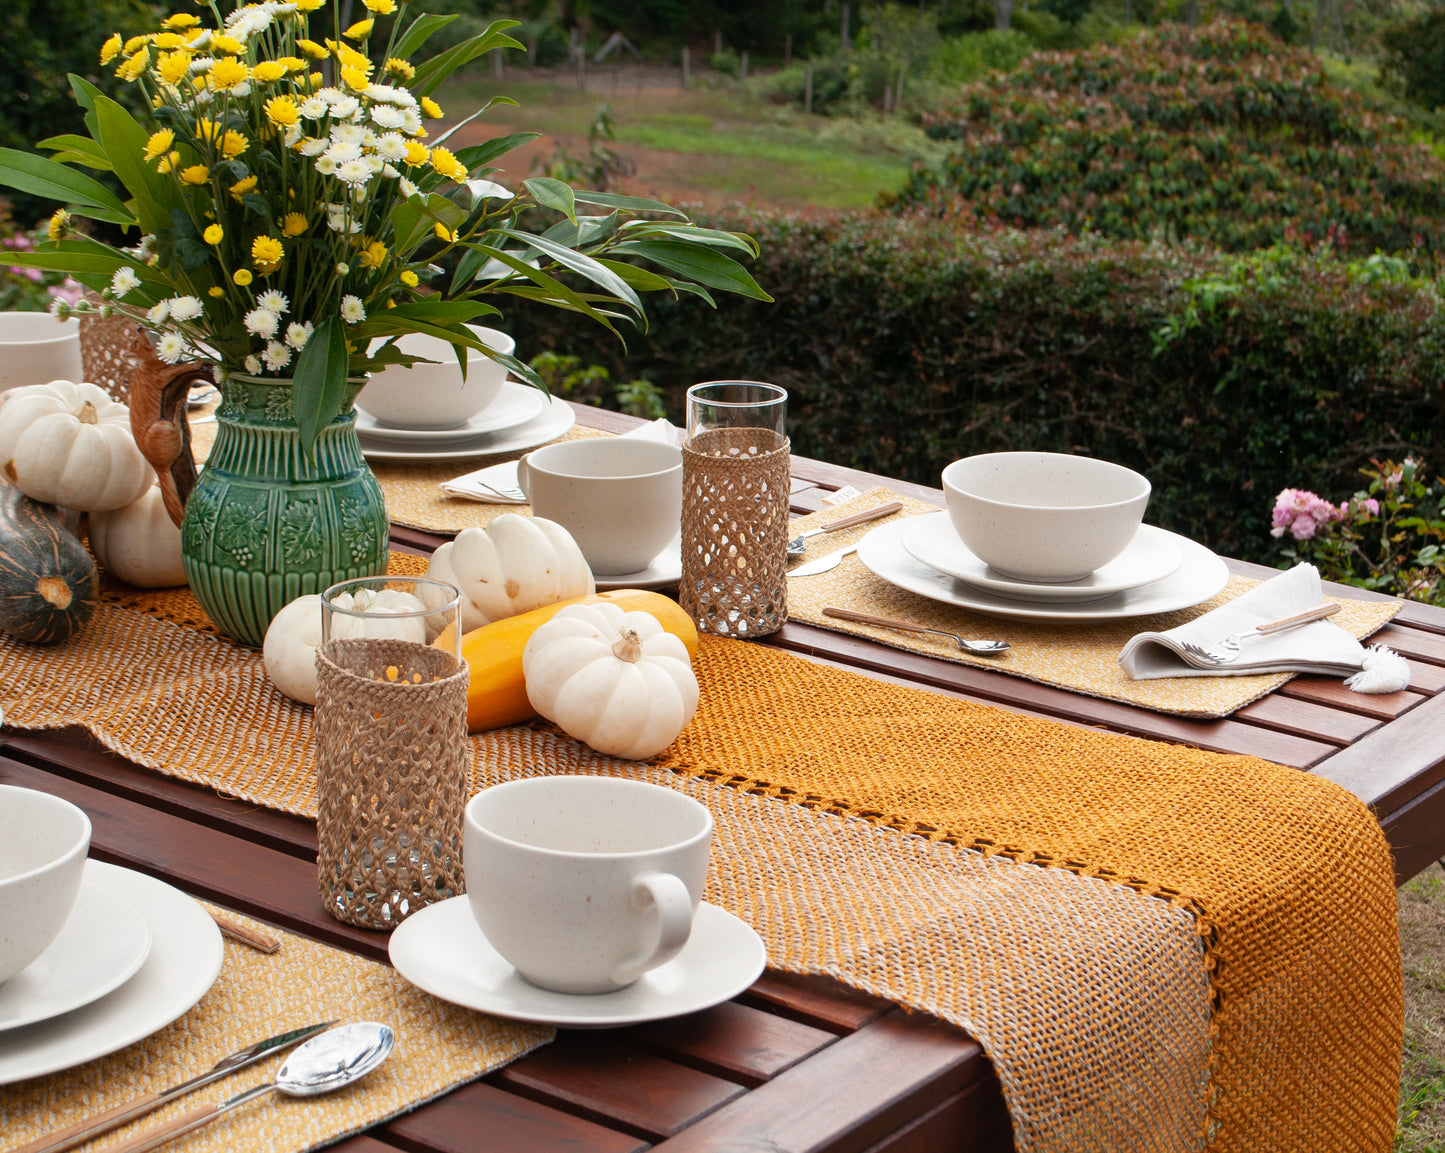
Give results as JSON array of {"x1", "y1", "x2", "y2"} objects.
[
  {"x1": 858, "y1": 517, "x2": 1230, "y2": 622},
  {"x1": 593, "y1": 534, "x2": 683, "y2": 592},
  {"x1": 0, "y1": 861, "x2": 224, "y2": 1084},
  {"x1": 358, "y1": 394, "x2": 577, "y2": 462},
  {"x1": 902, "y1": 513, "x2": 1183, "y2": 602},
  {"x1": 355, "y1": 382, "x2": 547, "y2": 443},
  {"x1": 0, "y1": 882, "x2": 152, "y2": 1032},
  {"x1": 389, "y1": 898, "x2": 767, "y2": 1029}
]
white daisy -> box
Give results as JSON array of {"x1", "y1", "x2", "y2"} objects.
[
  {"x1": 147, "y1": 301, "x2": 170, "y2": 323},
  {"x1": 314, "y1": 154, "x2": 338, "y2": 176},
  {"x1": 243, "y1": 307, "x2": 280, "y2": 338},
  {"x1": 365, "y1": 83, "x2": 414, "y2": 107},
  {"x1": 402, "y1": 108, "x2": 423, "y2": 136},
  {"x1": 398, "y1": 176, "x2": 419, "y2": 199},
  {"x1": 381, "y1": 163, "x2": 400, "y2": 180},
  {"x1": 299, "y1": 97, "x2": 328, "y2": 119},
  {"x1": 156, "y1": 332, "x2": 186, "y2": 364},
  {"x1": 335, "y1": 159, "x2": 371, "y2": 187},
  {"x1": 284, "y1": 321, "x2": 313, "y2": 350},
  {"x1": 374, "y1": 132, "x2": 408, "y2": 163},
  {"x1": 330, "y1": 122, "x2": 370, "y2": 145},
  {"x1": 283, "y1": 124, "x2": 302, "y2": 148},
  {"x1": 324, "y1": 140, "x2": 363, "y2": 163},
  {"x1": 316, "y1": 86, "x2": 344, "y2": 105},
  {"x1": 244, "y1": 354, "x2": 263, "y2": 375},
  {"x1": 189, "y1": 55, "x2": 215, "y2": 73},
  {"x1": 168, "y1": 295, "x2": 204, "y2": 321},
  {"x1": 370, "y1": 104, "x2": 406, "y2": 130},
  {"x1": 329, "y1": 96, "x2": 360, "y2": 119},
  {"x1": 335, "y1": 262, "x2": 349, "y2": 275},
  {"x1": 340, "y1": 295, "x2": 365, "y2": 323},
  {"x1": 228, "y1": 81, "x2": 251, "y2": 98},
  {"x1": 110, "y1": 266, "x2": 141, "y2": 297},
  {"x1": 299, "y1": 137, "x2": 328, "y2": 157},
  {"x1": 262, "y1": 341, "x2": 292, "y2": 371},
  {"x1": 256, "y1": 290, "x2": 289, "y2": 314}
]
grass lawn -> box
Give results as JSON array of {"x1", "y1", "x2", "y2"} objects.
[{"x1": 1399, "y1": 862, "x2": 1445, "y2": 1152}]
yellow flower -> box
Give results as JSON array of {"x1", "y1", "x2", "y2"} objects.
[
  {"x1": 117, "y1": 50, "x2": 150, "y2": 81},
  {"x1": 48, "y1": 209, "x2": 70, "y2": 241},
  {"x1": 210, "y1": 34, "x2": 245, "y2": 55},
  {"x1": 251, "y1": 236, "x2": 284, "y2": 269},
  {"x1": 331, "y1": 41, "x2": 370, "y2": 72},
  {"x1": 233, "y1": 269, "x2": 253, "y2": 286},
  {"x1": 277, "y1": 56, "x2": 305, "y2": 73},
  {"x1": 264, "y1": 96, "x2": 299, "y2": 127},
  {"x1": 308, "y1": 72, "x2": 325, "y2": 89},
  {"x1": 208, "y1": 286, "x2": 225, "y2": 298},
  {"x1": 180, "y1": 164, "x2": 209, "y2": 186},
  {"x1": 364, "y1": 0, "x2": 397, "y2": 12},
  {"x1": 296, "y1": 39, "x2": 328, "y2": 59},
  {"x1": 293, "y1": 0, "x2": 325, "y2": 9},
  {"x1": 100, "y1": 33, "x2": 124, "y2": 65},
  {"x1": 429, "y1": 146, "x2": 465, "y2": 181},
  {"x1": 420, "y1": 97, "x2": 443, "y2": 119},
  {"x1": 404, "y1": 140, "x2": 429, "y2": 166},
  {"x1": 162, "y1": 13, "x2": 200, "y2": 29},
  {"x1": 123, "y1": 34, "x2": 148, "y2": 54},
  {"x1": 143, "y1": 128, "x2": 175, "y2": 161},
  {"x1": 384, "y1": 57, "x2": 414, "y2": 79},
  {"x1": 282, "y1": 212, "x2": 308, "y2": 236},
  {"x1": 152, "y1": 32, "x2": 184, "y2": 50},
  {"x1": 203, "y1": 224, "x2": 224, "y2": 244},
  {"x1": 432, "y1": 223, "x2": 455, "y2": 243},
  {"x1": 400, "y1": 269, "x2": 419, "y2": 287},
  {"x1": 221, "y1": 130, "x2": 248, "y2": 159},
  {"x1": 386, "y1": 299, "x2": 396, "y2": 308},
  {"x1": 208, "y1": 58, "x2": 248, "y2": 90},
  {"x1": 251, "y1": 61, "x2": 287, "y2": 83},
  {"x1": 359, "y1": 239, "x2": 388, "y2": 268},
  {"x1": 341, "y1": 65, "x2": 370, "y2": 92},
  {"x1": 196, "y1": 119, "x2": 222, "y2": 143},
  {"x1": 157, "y1": 50, "x2": 192, "y2": 86},
  {"x1": 229, "y1": 174, "x2": 258, "y2": 200},
  {"x1": 343, "y1": 19, "x2": 374, "y2": 39},
  {"x1": 156, "y1": 150, "x2": 181, "y2": 174}
]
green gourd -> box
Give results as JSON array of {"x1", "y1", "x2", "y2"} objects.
[{"x1": 0, "y1": 483, "x2": 98, "y2": 644}]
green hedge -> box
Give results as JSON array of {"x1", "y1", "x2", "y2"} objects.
[{"x1": 505, "y1": 208, "x2": 1445, "y2": 563}]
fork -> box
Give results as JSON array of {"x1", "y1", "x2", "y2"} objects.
[
  {"x1": 475, "y1": 477, "x2": 526, "y2": 501},
  {"x1": 786, "y1": 501, "x2": 903, "y2": 557},
  {"x1": 1180, "y1": 602, "x2": 1342, "y2": 665}
]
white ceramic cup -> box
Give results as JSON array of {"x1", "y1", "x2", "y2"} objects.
[
  {"x1": 517, "y1": 438, "x2": 683, "y2": 576},
  {"x1": 358, "y1": 325, "x2": 514, "y2": 430},
  {"x1": 0, "y1": 785, "x2": 91, "y2": 984},
  {"x1": 464, "y1": 776, "x2": 713, "y2": 994},
  {"x1": 0, "y1": 312, "x2": 82, "y2": 395}
]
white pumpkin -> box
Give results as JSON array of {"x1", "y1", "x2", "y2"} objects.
[
  {"x1": 0, "y1": 380, "x2": 152, "y2": 512},
  {"x1": 423, "y1": 513, "x2": 593, "y2": 633},
  {"x1": 88, "y1": 485, "x2": 187, "y2": 588},
  {"x1": 522, "y1": 602, "x2": 699, "y2": 760},
  {"x1": 263, "y1": 594, "x2": 324, "y2": 705}
]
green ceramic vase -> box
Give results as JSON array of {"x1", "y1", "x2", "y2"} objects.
[{"x1": 180, "y1": 373, "x2": 389, "y2": 647}]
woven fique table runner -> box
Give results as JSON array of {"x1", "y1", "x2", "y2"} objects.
[
  {"x1": 784, "y1": 488, "x2": 1400, "y2": 717},
  {"x1": 0, "y1": 907, "x2": 550, "y2": 1153},
  {"x1": 0, "y1": 571, "x2": 1401, "y2": 1151}
]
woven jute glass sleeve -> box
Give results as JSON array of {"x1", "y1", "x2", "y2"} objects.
[
  {"x1": 315, "y1": 638, "x2": 468, "y2": 929},
  {"x1": 679, "y1": 428, "x2": 790, "y2": 638}
]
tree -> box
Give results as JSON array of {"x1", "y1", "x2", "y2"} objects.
[{"x1": 1380, "y1": 7, "x2": 1445, "y2": 111}]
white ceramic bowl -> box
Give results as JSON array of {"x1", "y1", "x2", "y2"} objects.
[
  {"x1": 0, "y1": 311, "x2": 82, "y2": 394},
  {"x1": 358, "y1": 325, "x2": 514, "y2": 430},
  {"x1": 0, "y1": 785, "x2": 91, "y2": 984},
  {"x1": 943, "y1": 452, "x2": 1151, "y2": 583}
]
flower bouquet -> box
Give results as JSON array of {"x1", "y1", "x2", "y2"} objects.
[{"x1": 0, "y1": 0, "x2": 769, "y2": 644}]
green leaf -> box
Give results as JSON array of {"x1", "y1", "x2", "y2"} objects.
[
  {"x1": 36, "y1": 135, "x2": 114, "y2": 172},
  {"x1": 455, "y1": 132, "x2": 542, "y2": 172},
  {"x1": 391, "y1": 12, "x2": 459, "y2": 62},
  {"x1": 389, "y1": 193, "x2": 466, "y2": 259},
  {"x1": 94, "y1": 96, "x2": 181, "y2": 235},
  {"x1": 450, "y1": 246, "x2": 491, "y2": 294},
  {"x1": 595, "y1": 257, "x2": 673, "y2": 293},
  {"x1": 0, "y1": 148, "x2": 134, "y2": 225},
  {"x1": 620, "y1": 221, "x2": 760, "y2": 256},
  {"x1": 241, "y1": 192, "x2": 273, "y2": 224},
  {"x1": 409, "y1": 21, "x2": 524, "y2": 98},
  {"x1": 294, "y1": 318, "x2": 349, "y2": 456},
  {"x1": 67, "y1": 73, "x2": 103, "y2": 113},
  {"x1": 464, "y1": 242, "x2": 620, "y2": 331},
  {"x1": 498, "y1": 227, "x2": 643, "y2": 314},
  {"x1": 607, "y1": 240, "x2": 773, "y2": 302},
  {"x1": 571, "y1": 190, "x2": 688, "y2": 218},
  {"x1": 543, "y1": 212, "x2": 617, "y2": 248},
  {"x1": 524, "y1": 178, "x2": 578, "y2": 225}
]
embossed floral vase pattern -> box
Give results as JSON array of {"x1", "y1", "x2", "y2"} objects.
[{"x1": 182, "y1": 374, "x2": 388, "y2": 646}]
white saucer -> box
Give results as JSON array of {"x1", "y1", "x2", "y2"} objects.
[
  {"x1": 857, "y1": 517, "x2": 1229, "y2": 622},
  {"x1": 593, "y1": 535, "x2": 683, "y2": 592},
  {"x1": 0, "y1": 861, "x2": 224, "y2": 1084},
  {"x1": 903, "y1": 513, "x2": 1183, "y2": 603},
  {"x1": 389, "y1": 898, "x2": 767, "y2": 1029},
  {"x1": 356, "y1": 382, "x2": 547, "y2": 443},
  {"x1": 0, "y1": 882, "x2": 152, "y2": 1032},
  {"x1": 359, "y1": 394, "x2": 577, "y2": 462}
]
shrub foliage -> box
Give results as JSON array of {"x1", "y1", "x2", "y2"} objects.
[{"x1": 887, "y1": 21, "x2": 1445, "y2": 265}]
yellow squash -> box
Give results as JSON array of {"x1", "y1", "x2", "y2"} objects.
[{"x1": 447, "y1": 589, "x2": 698, "y2": 732}]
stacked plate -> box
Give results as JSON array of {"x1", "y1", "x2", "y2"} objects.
[
  {"x1": 356, "y1": 381, "x2": 576, "y2": 462},
  {"x1": 0, "y1": 860, "x2": 224, "y2": 1083},
  {"x1": 856, "y1": 511, "x2": 1230, "y2": 621}
]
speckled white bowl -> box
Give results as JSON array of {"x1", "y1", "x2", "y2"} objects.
[
  {"x1": 358, "y1": 325, "x2": 514, "y2": 430},
  {"x1": 943, "y1": 452, "x2": 1151, "y2": 583},
  {"x1": 0, "y1": 785, "x2": 91, "y2": 984}
]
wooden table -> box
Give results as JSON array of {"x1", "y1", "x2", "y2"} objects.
[{"x1": 4, "y1": 402, "x2": 1442, "y2": 1153}]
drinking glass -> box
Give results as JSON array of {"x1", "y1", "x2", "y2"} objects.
[
  {"x1": 680, "y1": 381, "x2": 790, "y2": 637},
  {"x1": 314, "y1": 577, "x2": 468, "y2": 928}
]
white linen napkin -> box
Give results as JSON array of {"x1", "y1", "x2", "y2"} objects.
[
  {"x1": 440, "y1": 418, "x2": 679, "y2": 504},
  {"x1": 1119, "y1": 563, "x2": 1404, "y2": 689}
]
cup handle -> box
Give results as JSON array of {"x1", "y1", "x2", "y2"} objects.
[
  {"x1": 610, "y1": 872, "x2": 694, "y2": 986},
  {"x1": 515, "y1": 453, "x2": 532, "y2": 498}
]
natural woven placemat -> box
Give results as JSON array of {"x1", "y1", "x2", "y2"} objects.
[
  {"x1": 784, "y1": 488, "x2": 1400, "y2": 717},
  {"x1": 0, "y1": 906, "x2": 550, "y2": 1153}
]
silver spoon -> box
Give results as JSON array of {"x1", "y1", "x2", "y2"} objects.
[
  {"x1": 99, "y1": 1022, "x2": 395, "y2": 1153},
  {"x1": 824, "y1": 606, "x2": 1010, "y2": 656},
  {"x1": 787, "y1": 501, "x2": 904, "y2": 557}
]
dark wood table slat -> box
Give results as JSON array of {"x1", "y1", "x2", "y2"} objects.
[
  {"x1": 631, "y1": 1001, "x2": 839, "y2": 1088},
  {"x1": 737, "y1": 971, "x2": 896, "y2": 1034},
  {"x1": 1276, "y1": 678, "x2": 1423, "y2": 722},
  {"x1": 382, "y1": 1082, "x2": 651, "y2": 1153},
  {"x1": 1309, "y1": 690, "x2": 1445, "y2": 815},
  {"x1": 864, "y1": 1077, "x2": 1017, "y2": 1153},
  {"x1": 1379, "y1": 774, "x2": 1445, "y2": 885},
  {"x1": 1233, "y1": 692, "x2": 1380, "y2": 745}
]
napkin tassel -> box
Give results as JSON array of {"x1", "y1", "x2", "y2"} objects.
[{"x1": 1345, "y1": 645, "x2": 1411, "y2": 694}]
